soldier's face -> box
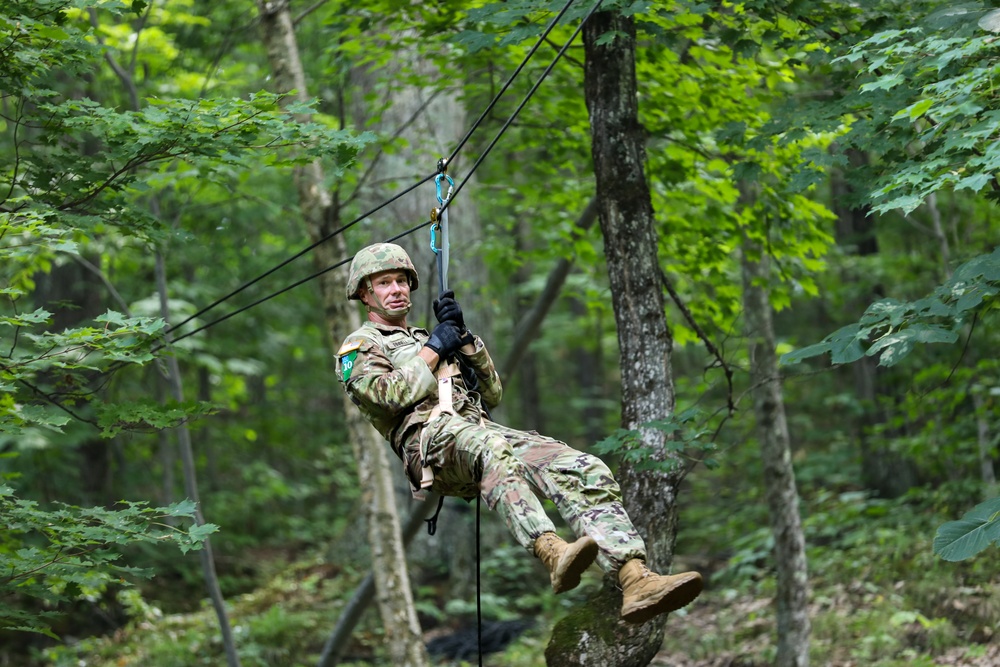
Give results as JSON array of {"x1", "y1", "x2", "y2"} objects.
[{"x1": 363, "y1": 270, "x2": 411, "y2": 314}]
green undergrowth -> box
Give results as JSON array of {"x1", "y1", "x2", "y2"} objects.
[
  {"x1": 30, "y1": 478, "x2": 1000, "y2": 667},
  {"x1": 665, "y1": 473, "x2": 1000, "y2": 667}
]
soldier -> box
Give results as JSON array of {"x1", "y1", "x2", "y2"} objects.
[{"x1": 337, "y1": 242, "x2": 703, "y2": 623}]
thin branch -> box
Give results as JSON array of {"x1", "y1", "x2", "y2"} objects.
[
  {"x1": 659, "y1": 268, "x2": 735, "y2": 415},
  {"x1": 16, "y1": 377, "x2": 100, "y2": 428},
  {"x1": 4, "y1": 294, "x2": 21, "y2": 358},
  {"x1": 918, "y1": 312, "x2": 978, "y2": 399},
  {"x1": 65, "y1": 253, "x2": 132, "y2": 314},
  {"x1": 2, "y1": 97, "x2": 25, "y2": 204},
  {"x1": 294, "y1": 0, "x2": 330, "y2": 26},
  {"x1": 127, "y1": 0, "x2": 155, "y2": 75},
  {"x1": 199, "y1": 10, "x2": 256, "y2": 97},
  {"x1": 341, "y1": 85, "x2": 454, "y2": 209},
  {"x1": 545, "y1": 36, "x2": 584, "y2": 68},
  {"x1": 87, "y1": 9, "x2": 140, "y2": 111}
]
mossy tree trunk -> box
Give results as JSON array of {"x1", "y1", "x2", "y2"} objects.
[{"x1": 547, "y1": 10, "x2": 682, "y2": 666}]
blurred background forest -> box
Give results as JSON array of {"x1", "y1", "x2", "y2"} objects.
[{"x1": 1, "y1": 0, "x2": 998, "y2": 666}]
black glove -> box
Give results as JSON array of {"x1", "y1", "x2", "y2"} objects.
[
  {"x1": 425, "y1": 321, "x2": 468, "y2": 359},
  {"x1": 433, "y1": 290, "x2": 466, "y2": 331}
]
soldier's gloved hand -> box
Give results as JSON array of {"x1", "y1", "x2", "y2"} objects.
[
  {"x1": 425, "y1": 321, "x2": 466, "y2": 359},
  {"x1": 433, "y1": 290, "x2": 466, "y2": 331}
]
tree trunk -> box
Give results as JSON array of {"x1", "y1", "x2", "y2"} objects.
[
  {"x1": 255, "y1": 4, "x2": 428, "y2": 665},
  {"x1": 155, "y1": 251, "x2": 242, "y2": 667},
  {"x1": 972, "y1": 391, "x2": 997, "y2": 498},
  {"x1": 740, "y1": 229, "x2": 811, "y2": 667},
  {"x1": 33, "y1": 260, "x2": 111, "y2": 505},
  {"x1": 512, "y1": 215, "x2": 545, "y2": 431},
  {"x1": 547, "y1": 11, "x2": 679, "y2": 666},
  {"x1": 78, "y1": 27, "x2": 240, "y2": 658}
]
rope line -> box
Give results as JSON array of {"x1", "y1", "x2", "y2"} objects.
[
  {"x1": 445, "y1": 0, "x2": 576, "y2": 166},
  {"x1": 166, "y1": 171, "x2": 437, "y2": 335},
  {"x1": 28, "y1": 0, "x2": 605, "y2": 415},
  {"x1": 440, "y1": 0, "x2": 604, "y2": 218},
  {"x1": 476, "y1": 491, "x2": 483, "y2": 667},
  {"x1": 168, "y1": 0, "x2": 580, "y2": 338},
  {"x1": 166, "y1": 220, "x2": 434, "y2": 347}
]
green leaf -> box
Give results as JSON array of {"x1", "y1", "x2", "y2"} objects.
[
  {"x1": 868, "y1": 324, "x2": 959, "y2": 367},
  {"x1": 164, "y1": 499, "x2": 197, "y2": 518},
  {"x1": 933, "y1": 497, "x2": 1000, "y2": 561},
  {"x1": 95, "y1": 400, "x2": 218, "y2": 437},
  {"x1": 894, "y1": 98, "x2": 934, "y2": 121},
  {"x1": 978, "y1": 8, "x2": 1000, "y2": 32},
  {"x1": 595, "y1": 30, "x2": 627, "y2": 47}
]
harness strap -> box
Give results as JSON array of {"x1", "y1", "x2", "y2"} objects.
[{"x1": 417, "y1": 362, "x2": 462, "y2": 492}]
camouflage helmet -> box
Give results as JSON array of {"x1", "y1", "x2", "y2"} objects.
[{"x1": 346, "y1": 243, "x2": 419, "y2": 301}]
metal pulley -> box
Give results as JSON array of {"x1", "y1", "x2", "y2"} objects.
[{"x1": 429, "y1": 158, "x2": 455, "y2": 295}]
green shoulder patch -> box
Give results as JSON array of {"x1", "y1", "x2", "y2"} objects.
[{"x1": 340, "y1": 350, "x2": 358, "y2": 382}]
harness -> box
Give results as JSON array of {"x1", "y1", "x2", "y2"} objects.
[{"x1": 417, "y1": 360, "x2": 461, "y2": 493}]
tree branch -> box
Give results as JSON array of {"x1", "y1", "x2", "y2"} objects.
[
  {"x1": 659, "y1": 268, "x2": 735, "y2": 416},
  {"x1": 294, "y1": 0, "x2": 330, "y2": 26},
  {"x1": 500, "y1": 196, "x2": 599, "y2": 381}
]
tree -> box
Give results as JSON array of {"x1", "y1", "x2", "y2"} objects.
[
  {"x1": 741, "y1": 210, "x2": 811, "y2": 667},
  {"x1": 774, "y1": 0, "x2": 1000, "y2": 562},
  {"x1": 547, "y1": 8, "x2": 683, "y2": 665},
  {"x1": 253, "y1": 2, "x2": 428, "y2": 665},
  {"x1": 1, "y1": 0, "x2": 363, "y2": 644}
]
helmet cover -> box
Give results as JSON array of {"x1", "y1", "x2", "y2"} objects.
[{"x1": 346, "y1": 243, "x2": 419, "y2": 301}]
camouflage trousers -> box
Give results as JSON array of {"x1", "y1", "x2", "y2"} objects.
[{"x1": 408, "y1": 412, "x2": 646, "y2": 572}]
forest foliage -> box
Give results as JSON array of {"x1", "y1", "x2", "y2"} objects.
[{"x1": 1, "y1": 0, "x2": 999, "y2": 665}]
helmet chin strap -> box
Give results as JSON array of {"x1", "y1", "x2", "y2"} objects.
[{"x1": 365, "y1": 277, "x2": 411, "y2": 319}]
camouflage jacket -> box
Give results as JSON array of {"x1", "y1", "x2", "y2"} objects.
[{"x1": 336, "y1": 321, "x2": 502, "y2": 460}]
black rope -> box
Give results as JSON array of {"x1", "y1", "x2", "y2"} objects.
[
  {"x1": 445, "y1": 0, "x2": 577, "y2": 165},
  {"x1": 476, "y1": 488, "x2": 483, "y2": 667},
  {"x1": 440, "y1": 0, "x2": 605, "y2": 219},
  {"x1": 31, "y1": 0, "x2": 605, "y2": 416},
  {"x1": 424, "y1": 494, "x2": 445, "y2": 536},
  {"x1": 167, "y1": 0, "x2": 578, "y2": 339},
  {"x1": 165, "y1": 220, "x2": 434, "y2": 348},
  {"x1": 166, "y1": 171, "x2": 437, "y2": 336}
]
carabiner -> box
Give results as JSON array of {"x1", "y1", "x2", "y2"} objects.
[{"x1": 430, "y1": 219, "x2": 441, "y2": 255}]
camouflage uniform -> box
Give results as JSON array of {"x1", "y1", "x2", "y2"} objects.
[{"x1": 337, "y1": 320, "x2": 646, "y2": 572}]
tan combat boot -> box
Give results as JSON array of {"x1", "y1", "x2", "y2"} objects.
[
  {"x1": 618, "y1": 558, "x2": 703, "y2": 624},
  {"x1": 533, "y1": 532, "x2": 599, "y2": 594}
]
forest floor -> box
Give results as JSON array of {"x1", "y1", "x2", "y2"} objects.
[
  {"x1": 22, "y1": 495, "x2": 1000, "y2": 667},
  {"x1": 648, "y1": 592, "x2": 1000, "y2": 667},
  {"x1": 25, "y1": 546, "x2": 1000, "y2": 667},
  {"x1": 413, "y1": 560, "x2": 999, "y2": 667}
]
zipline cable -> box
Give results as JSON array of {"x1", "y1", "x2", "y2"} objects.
[
  {"x1": 31, "y1": 0, "x2": 609, "y2": 432},
  {"x1": 445, "y1": 0, "x2": 577, "y2": 166},
  {"x1": 440, "y1": 0, "x2": 604, "y2": 218},
  {"x1": 166, "y1": 220, "x2": 435, "y2": 347},
  {"x1": 165, "y1": 171, "x2": 437, "y2": 335}
]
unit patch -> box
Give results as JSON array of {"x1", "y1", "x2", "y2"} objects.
[
  {"x1": 340, "y1": 350, "x2": 358, "y2": 382},
  {"x1": 337, "y1": 338, "x2": 364, "y2": 382}
]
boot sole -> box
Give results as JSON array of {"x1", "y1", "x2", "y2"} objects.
[
  {"x1": 551, "y1": 537, "x2": 599, "y2": 594},
  {"x1": 621, "y1": 572, "x2": 703, "y2": 624}
]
